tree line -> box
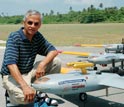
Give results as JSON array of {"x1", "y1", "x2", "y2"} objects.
[{"x1": 0, "y1": 3, "x2": 124, "y2": 24}]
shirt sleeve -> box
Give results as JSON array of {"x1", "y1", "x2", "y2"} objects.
[
  {"x1": 4, "y1": 33, "x2": 19, "y2": 65},
  {"x1": 37, "y1": 34, "x2": 56, "y2": 56}
]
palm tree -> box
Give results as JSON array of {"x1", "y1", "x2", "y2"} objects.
[{"x1": 99, "y1": 3, "x2": 103, "y2": 9}]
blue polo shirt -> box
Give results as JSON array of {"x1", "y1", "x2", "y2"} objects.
[{"x1": 0, "y1": 27, "x2": 56, "y2": 75}]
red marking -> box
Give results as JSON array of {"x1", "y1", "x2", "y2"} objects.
[
  {"x1": 72, "y1": 85, "x2": 85, "y2": 88},
  {"x1": 63, "y1": 87, "x2": 69, "y2": 91},
  {"x1": 74, "y1": 44, "x2": 81, "y2": 46},
  {"x1": 101, "y1": 64, "x2": 107, "y2": 67},
  {"x1": 85, "y1": 76, "x2": 88, "y2": 79}
]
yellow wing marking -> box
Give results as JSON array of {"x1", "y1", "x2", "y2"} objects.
[
  {"x1": 75, "y1": 44, "x2": 103, "y2": 47},
  {"x1": 62, "y1": 51, "x2": 90, "y2": 57}
]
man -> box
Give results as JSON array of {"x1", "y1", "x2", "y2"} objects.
[{"x1": 0, "y1": 10, "x2": 61, "y2": 105}]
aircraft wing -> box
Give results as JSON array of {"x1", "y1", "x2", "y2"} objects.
[
  {"x1": 99, "y1": 74, "x2": 124, "y2": 89},
  {"x1": 75, "y1": 44, "x2": 104, "y2": 47},
  {"x1": 61, "y1": 51, "x2": 90, "y2": 57},
  {"x1": 118, "y1": 55, "x2": 124, "y2": 59}
]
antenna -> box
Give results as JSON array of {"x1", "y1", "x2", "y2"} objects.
[
  {"x1": 122, "y1": 38, "x2": 124, "y2": 54},
  {"x1": 121, "y1": 38, "x2": 124, "y2": 69}
]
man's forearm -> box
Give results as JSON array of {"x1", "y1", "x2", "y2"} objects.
[
  {"x1": 40, "y1": 50, "x2": 58, "y2": 66},
  {"x1": 37, "y1": 50, "x2": 58, "y2": 75}
]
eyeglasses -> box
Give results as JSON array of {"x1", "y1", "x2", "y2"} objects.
[{"x1": 27, "y1": 21, "x2": 40, "y2": 26}]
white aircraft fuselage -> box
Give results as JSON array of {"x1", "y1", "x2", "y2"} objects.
[
  {"x1": 32, "y1": 71, "x2": 124, "y2": 95},
  {"x1": 105, "y1": 44, "x2": 124, "y2": 52},
  {"x1": 87, "y1": 53, "x2": 124, "y2": 64}
]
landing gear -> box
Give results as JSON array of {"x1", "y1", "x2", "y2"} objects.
[
  {"x1": 110, "y1": 67, "x2": 119, "y2": 73},
  {"x1": 105, "y1": 49, "x2": 109, "y2": 53},
  {"x1": 110, "y1": 67, "x2": 124, "y2": 76},
  {"x1": 94, "y1": 66, "x2": 97, "y2": 70},
  {"x1": 79, "y1": 93, "x2": 87, "y2": 101}
]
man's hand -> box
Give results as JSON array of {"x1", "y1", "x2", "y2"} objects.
[
  {"x1": 7, "y1": 64, "x2": 36, "y2": 103},
  {"x1": 35, "y1": 50, "x2": 58, "y2": 78},
  {"x1": 22, "y1": 85, "x2": 36, "y2": 103},
  {"x1": 35, "y1": 68, "x2": 46, "y2": 78},
  {"x1": 35, "y1": 62, "x2": 46, "y2": 78}
]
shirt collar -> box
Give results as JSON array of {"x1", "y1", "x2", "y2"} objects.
[
  {"x1": 18, "y1": 27, "x2": 39, "y2": 42},
  {"x1": 18, "y1": 27, "x2": 29, "y2": 42}
]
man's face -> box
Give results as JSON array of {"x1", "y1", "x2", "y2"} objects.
[{"x1": 23, "y1": 14, "x2": 41, "y2": 37}]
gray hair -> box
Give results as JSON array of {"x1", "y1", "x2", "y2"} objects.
[{"x1": 23, "y1": 10, "x2": 43, "y2": 22}]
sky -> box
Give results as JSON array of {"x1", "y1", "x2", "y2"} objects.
[{"x1": 0, "y1": 0, "x2": 124, "y2": 16}]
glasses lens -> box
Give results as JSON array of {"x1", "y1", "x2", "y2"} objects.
[
  {"x1": 27, "y1": 21, "x2": 39, "y2": 26},
  {"x1": 27, "y1": 21, "x2": 33, "y2": 25},
  {"x1": 34, "y1": 22, "x2": 39, "y2": 26}
]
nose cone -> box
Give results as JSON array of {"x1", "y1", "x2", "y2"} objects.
[
  {"x1": 32, "y1": 75, "x2": 63, "y2": 94},
  {"x1": 32, "y1": 77, "x2": 51, "y2": 91},
  {"x1": 87, "y1": 56, "x2": 98, "y2": 63},
  {"x1": 106, "y1": 45, "x2": 112, "y2": 49}
]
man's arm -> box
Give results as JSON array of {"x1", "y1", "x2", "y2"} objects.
[
  {"x1": 36, "y1": 50, "x2": 58, "y2": 78},
  {"x1": 7, "y1": 64, "x2": 36, "y2": 103}
]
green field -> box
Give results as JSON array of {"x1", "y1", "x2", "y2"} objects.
[{"x1": 0, "y1": 23, "x2": 124, "y2": 46}]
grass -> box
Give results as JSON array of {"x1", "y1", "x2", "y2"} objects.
[{"x1": 0, "y1": 23, "x2": 124, "y2": 46}]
